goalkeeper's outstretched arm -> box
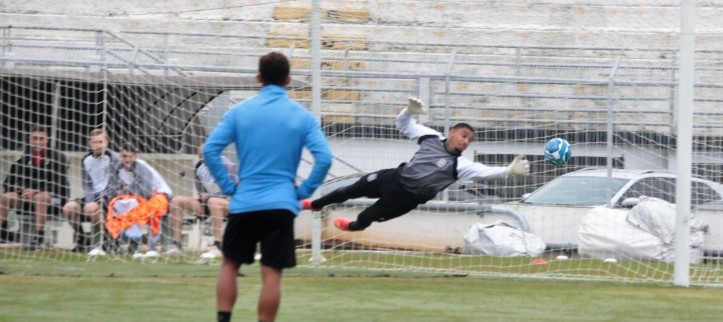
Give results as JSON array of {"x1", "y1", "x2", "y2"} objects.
[
  {"x1": 457, "y1": 154, "x2": 530, "y2": 180},
  {"x1": 505, "y1": 154, "x2": 530, "y2": 177},
  {"x1": 395, "y1": 97, "x2": 438, "y2": 140}
]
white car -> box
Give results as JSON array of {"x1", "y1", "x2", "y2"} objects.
[{"x1": 501, "y1": 167, "x2": 723, "y2": 253}]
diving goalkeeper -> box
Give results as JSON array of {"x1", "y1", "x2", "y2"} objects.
[{"x1": 301, "y1": 97, "x2": 530, "y2": 231}]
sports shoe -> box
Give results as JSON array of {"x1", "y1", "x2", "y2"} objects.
[
  {"x1": 88, "y1": 247, "x2": 107, "y2": 256},
  {"x1": 26, "y1": 235, "x2": 44, "y2": 251},
  {"x1": 301, "y1": 199, "x2": 315, "y2": 211},
  {"x1": 333, "y1": 217, "x2": 351, "y2": 231},
  {"x1": 71, "y1": 244, "x2": 87, "y2": 253},
  {"x1": 71, "y1": 234, "x2": 88, "y2": 252},
  {"x1": 163, "y1": 245, "x2": 183, "y2": 256},
  {"x1": 144, "y1": 250, "x2": 160, "y2": 258},
  {"x1": 199, "y1": 246, "x2": 222, "y2": 259}
]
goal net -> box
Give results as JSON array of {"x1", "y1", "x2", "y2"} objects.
[{"x1": 1, "y1": 0, "x2": 722, "y2": 286}]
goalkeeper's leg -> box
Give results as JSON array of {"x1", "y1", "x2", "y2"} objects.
[
  {"x1": 346, "y1": 194, "x2": 420, "y2": 231},
  {"x1": 308, "y1": 169, "x2": 393, "y2": 210}
]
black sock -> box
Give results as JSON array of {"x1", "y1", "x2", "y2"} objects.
[
  {"x1": 173, "y1": 240, "x2": 183, "y2": 249},
  {"x1": 214, "y1": 240, "x2": 222, "y2": 249},
  {"x1": 1, "y1": 220, "x2": 7, "y2": 240},
  {"x1": 217, "y1": 311, "x2": 231, "y2": 322},
  {"x1": 36, "y1": 230, "x2": 45, "y2": 243}
]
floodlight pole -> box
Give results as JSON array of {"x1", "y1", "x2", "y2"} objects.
[{"x1": 674, "y1": 0, "x2": 695, "y2": 287}]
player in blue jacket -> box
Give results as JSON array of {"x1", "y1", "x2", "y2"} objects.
[{"x1": 203, "y1": 51, "x2": 332, "y2": 322}]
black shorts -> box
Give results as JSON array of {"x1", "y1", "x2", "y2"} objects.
[
  {"x1": 222, "y1": 209, "x2": 296, "y2": 270},
  {"x1": 70, "y1": 196, "x2": 110, "y2": 212}
]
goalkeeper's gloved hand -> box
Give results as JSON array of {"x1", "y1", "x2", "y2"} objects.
[
  {"x1": 404, "y1": 96, "x2": 427, "y2": 115},
  {"x1": 505, "y1": 154, "x2": 530, "y2": 177}
]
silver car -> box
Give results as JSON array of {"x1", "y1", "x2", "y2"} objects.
[{"x1": 502, "y1": 167, "x2": 723, "y2": 252}]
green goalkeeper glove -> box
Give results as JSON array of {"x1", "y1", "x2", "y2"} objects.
[
  {"x1": 404, "y1": 96, "x2": 426, "y2": 115},
  {"x1": 506, "y1": 154, "x2": 530, "y2": 177}
]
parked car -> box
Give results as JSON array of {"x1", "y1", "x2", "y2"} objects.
[{"x1": 502, "y1": 167, "x2": 723, "y2": 252}]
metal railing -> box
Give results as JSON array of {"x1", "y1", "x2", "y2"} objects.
[{"x1": 2, "y1": 25, "x2": 723, "y2": 137}]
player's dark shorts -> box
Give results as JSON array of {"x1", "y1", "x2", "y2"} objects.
[
  {"x1": 222, "y1": 209, "x2": 296, "y2": 270},
  {"x1": 69, "y1": 196, "x2": 110, "y2": 213}
]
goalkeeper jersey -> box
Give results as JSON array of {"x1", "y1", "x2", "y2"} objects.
[
  {"x1": 394, "y1": 110, "x2": 508, "y2": 198},
  {"x1": 397, "y1": 134, "x2": 460, "y2": 199}
]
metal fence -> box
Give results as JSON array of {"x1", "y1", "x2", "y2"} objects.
[{"x1": 2, "y1": 25, "x2": 723, "y2": 161}]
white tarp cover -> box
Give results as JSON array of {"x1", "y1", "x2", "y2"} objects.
[
  {"x1": 463, "y1": 221, "x2": 546, "y2": 257},
  {"x1": 626, "y1": 197, "x2": 707, "y2": 246},
  {"x1": 578, "y1": 199, "x2": 705, "y2": 263}
]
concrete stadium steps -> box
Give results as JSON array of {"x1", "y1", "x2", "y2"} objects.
[
  {"x1": 3, "y1": 1, "x2": 722, "y2": 55},
  {"x1": 2, "y1": 0, "x2": 714, "y2": 85},
  {"x1": 2, "y1": 1, "x2": 722, "y2": 134},
  {"x1": 273, "y1": 5, "x2": 370, "y2": 22}
]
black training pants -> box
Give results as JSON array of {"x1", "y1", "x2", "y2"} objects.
[{"x1": 313, "y1": 168, "x2": 427, "y2": 230}]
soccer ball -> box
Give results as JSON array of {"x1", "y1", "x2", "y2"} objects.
[{"x1": 544, "y1": 138, "x2": 571, "y2": 165}]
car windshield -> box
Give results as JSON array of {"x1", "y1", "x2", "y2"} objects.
[{"x1": 522, "y1": 176, "x2": 630, "y2": 206}]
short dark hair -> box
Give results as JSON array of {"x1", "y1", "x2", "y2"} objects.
[
  {"x1": 451, "y1": 122, "x2": 474, "y2": 133},
  {"x1": 258, "y1": 52, "x2": 290, "y2": 86},
  {"x1": 120, "y1": 143, "x2": 138, "y2": 154},
  {"x1": 29, "y1": 125, "x2": 50, "y2": 136}
]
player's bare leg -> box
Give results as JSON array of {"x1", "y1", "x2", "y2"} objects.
[
  {"x1": 258, "y1": 265, "x2": 282, "y2": 322},
  {"x1": 84, "y1": 201, "x2": 104, "y2": 250},
  {"x1": 169, "y1": 196, "x2": 201, "y2": 245},
  {"x1": 216, "y1": 256, "x2": 241, "y2": 318},
  {"x1": 207, "y1": 197, "x2": 228, "y2": 243},
  {"x1": 32, "y1": 192, "x2": 51, "y2": 248},
  {"x1": 62, "y1": 200, "x2": 84, "y2": 249},
  {"x1": 0, "y1": 192, "x2": 20, "y2": 242}
]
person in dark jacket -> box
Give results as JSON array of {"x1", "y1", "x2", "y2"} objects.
[{"x1": 0, "y1": 126, "x2": 69, "y2": 249}]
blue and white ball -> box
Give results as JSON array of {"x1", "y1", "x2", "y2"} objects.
[{"x1": 544, "y1": 138, "x2": 571, "y2": 165}]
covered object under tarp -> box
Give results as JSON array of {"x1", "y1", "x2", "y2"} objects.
[{"x1": 578, "y1": 197, "x2": 707, "y2": 263}]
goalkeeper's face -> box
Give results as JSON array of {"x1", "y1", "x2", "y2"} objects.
[{"x1": 446, "y1": 127, "x2": 474, "y2": 154}]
